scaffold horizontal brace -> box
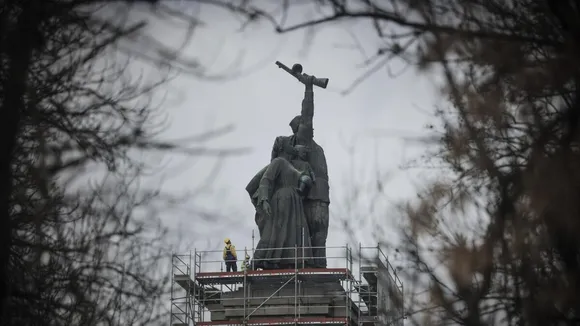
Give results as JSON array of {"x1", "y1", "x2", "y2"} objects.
[
  {"x1": 196, "y1": 268, "x2": 352, "y2": 280},
  {"x1": 196, "y1": 317, "x2": 349, "y2": 326}
]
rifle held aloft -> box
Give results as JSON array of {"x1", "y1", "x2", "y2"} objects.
[{"x1": 275, "y1": 61, "x2": 329, "y2": 89}]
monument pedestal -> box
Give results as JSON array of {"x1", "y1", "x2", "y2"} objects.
[
  {"x1": 171, "y1": 248, "x2": 404, "y2": 326},
  {"x1": 204, "y1": 276, "x2": 358, "y2": 325}
]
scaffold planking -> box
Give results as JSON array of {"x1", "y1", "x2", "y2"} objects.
[
  {"x1": 194, "y1": 268, "x2": 354, "y2": 285},
  {"x1": 196, "y1": 317, "x2": 350, "y2": 325}
]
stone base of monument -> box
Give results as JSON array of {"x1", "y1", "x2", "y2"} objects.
[{"x1": 208, "y1": 280, "x2": 358, "y2": 325}]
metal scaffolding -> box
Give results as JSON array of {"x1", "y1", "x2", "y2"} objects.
[
  {"x1": 170, "y1": 244, "x2": 403, "y2": 326},
  {"x1": 356, "y1": 246, "x2": 404, "y2": 326}
]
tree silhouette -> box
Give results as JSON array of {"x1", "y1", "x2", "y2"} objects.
[
  {"x1": 240, "y1": 0, "x2": 580, "y2": 325},
  {"x1": 0, "y1": 1, "x2": 251, "y2": 324}
]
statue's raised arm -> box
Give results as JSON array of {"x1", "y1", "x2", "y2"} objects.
[
  {"x1": 274, "y1": 61, "x2": 328, "y2": 146},
  {"x1": 296, "y1": 82, "x2": 314, "y2": 144}
]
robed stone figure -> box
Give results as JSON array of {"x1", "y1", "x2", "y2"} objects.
[
  {"x1": 245, "y1": 152, "x2": 315, "y2": 269},
  {"x1": 270, "y1": 78, "x2": 330, "y2": 268}
]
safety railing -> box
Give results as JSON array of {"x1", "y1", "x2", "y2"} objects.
[
  {"x1": 191, "y1": 245, "x2": 354, "y2": 274},
  {"x1": 357, "y1": 246, "x2": 404, "y2": 325},
  {"x1": 358, "y1": 247, "x2": 402, "y2": 288},
  {"x1": 173, "y1": 254, "x2": 191, "y2": 276},
  {"x1": 170, "y1": 243, "x2": 404, "y2": 326},
  {"x1": 179, "y1": 245, "x2": 356, "y2": 325}
]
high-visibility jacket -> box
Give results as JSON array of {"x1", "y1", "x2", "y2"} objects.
[{"x1": 223, "y1": 244, "x2": 237, "y2": 261}]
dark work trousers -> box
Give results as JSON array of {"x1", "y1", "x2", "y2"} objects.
[
  {"x1": 225, "y1": 261, "x2": 237, "y2": 272},
  {"x1": 303, "y1": 200, "x2": 329, "y2": 268}
]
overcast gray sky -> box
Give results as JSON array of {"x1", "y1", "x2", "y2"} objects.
[{"x1": 140, "y1": 3, "x2": 442, "y2": 270}]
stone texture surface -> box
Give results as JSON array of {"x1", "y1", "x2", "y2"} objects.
[{"x1": 205, "y1": 280, "x2": 358, "y2": 323}]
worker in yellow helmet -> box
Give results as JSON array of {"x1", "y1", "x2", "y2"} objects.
[
  {"x1": 241, "y1": 253, "x2": 251, "y2": 272},
  {"x1": 223, "y1": 238, "x2": 238, "y2": 272}
]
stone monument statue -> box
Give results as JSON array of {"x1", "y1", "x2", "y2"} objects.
[
  {"x1": 245, "y1": 62, "x2": 330, "y2": 269},
  {"x1": 270, "y1": 62, "x2": 331, "y2": 268}
]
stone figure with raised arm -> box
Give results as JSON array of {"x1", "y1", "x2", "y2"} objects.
[{"x1": 270, "y1": 62, "x2": 330, "y2": 268}]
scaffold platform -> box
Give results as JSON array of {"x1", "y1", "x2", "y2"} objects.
[
  {"x1": 169, "y1": 245, "x2": 404, "y2": 326},
  {"x1": 196, "y1": 317, "x2": 350, "y2": 326},
  {"x1": 194, "y1": 268, "x2": 354, "y2": 285}
]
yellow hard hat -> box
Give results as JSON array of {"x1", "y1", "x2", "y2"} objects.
[{"x1": 224, "y1": 238, "x2": 231, "y2": 244}]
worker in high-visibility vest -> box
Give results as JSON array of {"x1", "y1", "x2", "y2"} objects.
[
  {"x1": 241, "y1": 253, "x2": 251, "y2": 272},
  {"x1": 223, "y1": 238, "x2": 237, "y2": 272}
]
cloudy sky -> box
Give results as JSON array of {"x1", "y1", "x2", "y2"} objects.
[{"x1": 139, "y1": 2, "x2": 442, "y2": 270}]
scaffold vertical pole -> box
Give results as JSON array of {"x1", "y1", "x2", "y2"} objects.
[
  {"x1": 345, "y1": 245, "x2": 349, "y2": 325},
  {"x1": 251, "y1": 230, "x2": 255, "y2": 270},
  {"x1": 243, "y1": 246, "x2": 247, "y2": 325},
  {"x1": 192, "y1": 249, "x2": 196, "y2": 325},
  {"x1": 349, "y1": 245, "x2": 353, "y2": 325},
  {"x1": 170, "y1": 253, "x2": 174, "y2": 326},
  {"x1": 301, "y1": 228, "x2": 305, "y2": 269},
  {"x1": 294, "y1": 245, "x2": 298, "y2": 325},
  {"x1": 358, "y1": 243, "x2": 362, "y2": 326},
  {"x1": 402, "y1": 281, "x2": 405, "y2": 322}
]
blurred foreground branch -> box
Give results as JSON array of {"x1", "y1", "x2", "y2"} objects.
[
  {"x1": 0, "y1": 1, "x2": 254, "y2": 324},
  {"x1": 241, "y1": 0, "x2": 580, "y2": 325}
]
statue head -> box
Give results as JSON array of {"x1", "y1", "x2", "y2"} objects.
[
  {"x1": 293, "y1": 145, "x2": 309, "y2": 161},
  {"x1": 289, "y1": 115, "x2": 301, "y2": 134}
]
